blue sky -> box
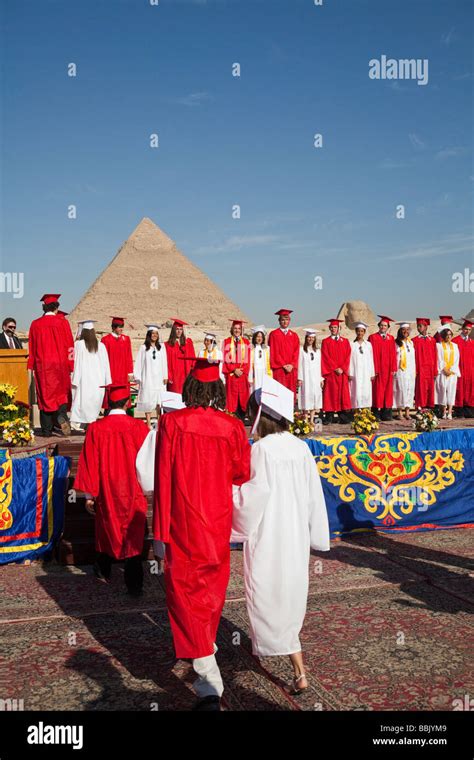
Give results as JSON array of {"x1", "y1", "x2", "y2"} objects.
[{"x1": 1, "y1": 0, "x2": 473, "y2": 329}]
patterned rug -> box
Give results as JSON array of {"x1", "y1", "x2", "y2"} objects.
[{"x1": 0, "y1": 529, "x2": 472, "y2": 711}]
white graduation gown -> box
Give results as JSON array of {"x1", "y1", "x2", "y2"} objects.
[
  {"x1": 298, "y1": 347, "x2": 322, "y2": 410},
  {"x1": 134, "y1": 344, "x2": 168, "y2": 412},
  {"x1": 232, "y1": 432, "x2": 330, "y2": 657},
  {"x1": 249, "y1": 346, "x2": 271, "y2": 392},
  {"x1": 394, "y1": 340, "x2": 416, "y2": 408},
  {"x1": 70, "y1": 340, "x2": 111, "y2": 423},
  {"x1": 349, "y1": 340, "x2": 374, "y2": 409},
  {"x1": 135, "y1": 428, "x2": 165, "y2": 559},
  {"x1": 435, "y1": 342, "x2": 460, "y2": 405}
]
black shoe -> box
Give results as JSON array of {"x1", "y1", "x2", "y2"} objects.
[
  {"x1": 93, "y1": 562, "x2": 111, "y2": 583},
  {"x1": 193, "y1": 695, "x2": 221, "y2": 712},
  {"x1": 372, "y1": 408, "x2": 381, "y2": 421},
  {"x1": 323, "y1": 413, "x2": 334, "y2": 425}
]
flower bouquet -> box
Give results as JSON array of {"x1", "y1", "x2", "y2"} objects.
[
  {"x1": 2, "y1": 418, "x2": 35, "y2": 447},
  {"x1": 413, "y1": 409, "x2": 438, "y2": 433},
  {"x1": 289, "y1": 412, "x2": 312, "y2": 437},
  {"x1": 351, "y1": 408, "x2": 379, "y2": 435}
]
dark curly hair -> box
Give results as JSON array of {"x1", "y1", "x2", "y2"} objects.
[{"x1": 182, "y1": 374, "x2": 226, "y2": 410}]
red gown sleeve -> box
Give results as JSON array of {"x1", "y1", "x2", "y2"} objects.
[
  {"x1": 62, "y1": 319, "x2": 75, "y2": 371},
  {"x1": 126, "y1": 336, "x2": 133, "y2": 375},
  {"x1": 268, "y1": 330, "x2": 283, "y2": 370},
  {"x1": 390, "y1": 339, "x2": 398, "y2": 373},
  {"x1": 321, "y1": 339, "x2": 338, "y2": 377},
  {"x1": 74, "y1": 424, "x2": 100, "y2": 497},
  {"x1": 231, "y1": 420, "x2": 251, "y2": 485},
  {"x1": 291, "y1": 333, "x2": 300, "y2": 369},
  {"x1": 368, "y1": 334, "x2": 380, "y2": 372},
  {"x1": 342, "y1": 339, "x2": 351, "y2": 374},
  {"x1": 153, "y1": 413, "x2": 174, "y2": 542},
  {"x1": 27, "y1": 322, "x2": 36, "y2": 370}
]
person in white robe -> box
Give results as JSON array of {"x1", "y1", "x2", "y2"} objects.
[
  {"x1": 232, "y1": 376, "x2": 330, "y2": 695},
  {"x1": 249, "y1": 326, "x2": 272, "y2": 393},
  {"x1": 134, "y1": 324, "x2": 168, "y2": 428},
  {"x1": 435, "y1": 326, "x2": 461, "y2": 419},
  {"x1": 393, "y1": 322, "x2": 416, "y2": 419},
  {"x1": 198, "y1": 333, "x2": 224, "y2": 382},
  {"x1": 70, "y1": 321, "x2": 111, "y2": 426},
  {"x1": 297, "y1": 329, "x2": 323, "y2": 424},
  {"x1": 348, "y1": 322, "x2": 375, "y2": 410}
]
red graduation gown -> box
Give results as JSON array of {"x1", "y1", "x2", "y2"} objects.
[
  {"x1": 368, "y1": 332, "x2": 397, "y2": 408},
  {"x1": 412, "y1": 335, "x2": 437, "y2": 408},
  {"x1": 153, "y1": 406, "x2": 250, "y2": 659},
  {"x1": 320, "y1": 336, "x2": 351, "y2": 412},
  {"x1": 74, "y1": 412, "x2": 149, "y2": 559},
  {"x1": 268, "y1": 328, "x2": 300, "y2": 394},
  {"x1": 165, "y1": 338, "x2": 195, "y2": 394},
  {"x1": 453, "y1": 335, "x2": 474, "y2": 407},
  {"x1": 101, "y1": 333, "x2": 134, "y2": 408},
  {"x1": 27, "y1": 314, "x2": 74, "y2": 412},
  {"x1": 222, "y1": 336, "x2": 251, "y2": 412}
]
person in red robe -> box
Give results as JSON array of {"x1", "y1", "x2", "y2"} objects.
[
  {"x1": 412, "y1": 318, "x2": 437, "y2": 409},
  {"x1": 74, "y1": 383, "x2": 149, "y2": 595},
  {"x1": 27, "y1": 293, "x2": 74, "y2": 437},
  {"x1": 320, "y1": 319, "x2": 351, "y2": 424},
  {"x1": 101, "y1": 316, "x2": 134, "y2": 411},
  {"x1": 433, "y1": 315, "x2": 454, "y2": 343},
  {"x1": 453, "y1": 319, "x2": 474, "y2": 418},
  {"x1": 165, "y1": 317, "x2": 195, "y2": 394},
  {"x1": 222, "y1": 319, "x2": 251, "y2": 419},
  {"x1": 153, "y1": 357, "x2": 250, "y2": 710},
  {"x1": 369, "y1": 315, "x2": 398, "y2": 421},
  {"x1": 268, "y1": 308, "x2": 300, "y2": 395}
]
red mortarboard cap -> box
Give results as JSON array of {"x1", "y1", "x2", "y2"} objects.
[
  {"x1": 100, "y1": 383, "x2": 132, "y2": 403},
  {"x1": 110, "y1": 316, "x2": 125, "y2": 325},
  {"x1": 57, "y1": 310, "x2": 69, "y2": 317},
  {"x1": 170, "y1": 317, "x2": 188, "y2": 327},
  {"x1": 275, "y1": 309, "x2": 293, "y2": 316},
  {"x1": 416, "y1": 318, "x2": 430, "y2": 326},
  {"x1": 179, "y1": 356, "x2": 221, "y2": 383},
  {"x1": 377, "y1": 315, "x2": 394, "y2": 323},
  {"x1": 41, "y1": 294, "x2": 61, "y2": 304},
  {"x1": 327, "y1": 319, "x2": 343, "y2": 326},
  {"x1": 462, "y1": 320, "x2": 474, "y2": 329},
  {"x1": 439, "y1": 315, "x2": 453, "y2": 324},
  {"x1": 229, "y1": 318, "x2": 247, "y2": 326}
]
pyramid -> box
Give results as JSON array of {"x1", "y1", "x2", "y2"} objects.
[{"x1": 68, "y1": 218, "x2": 250, "y2": 338}]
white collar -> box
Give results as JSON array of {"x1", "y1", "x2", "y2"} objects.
[
  {"x1": 45, "y1": 312, "x2": 55, "y2": 316},
  {"x1": 111, "y1": 332, "x2": 120, "y2": 339},
  {"x1": 280, "y1": 327, "x2": 289, "y2": 334},
  {"x1": 108, "y1": 409, "x2": 126, "y2": 415}
]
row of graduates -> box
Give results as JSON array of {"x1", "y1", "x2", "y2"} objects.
[
  {"x1": 73, "y1": 364, "x2": 330, "y2": 709},
  {"x1": 27, "y1": 296, "x2": 474, "y2": 437}
]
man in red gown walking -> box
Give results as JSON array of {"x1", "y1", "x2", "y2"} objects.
[
  {"x1": 101, "y1": 317, "x2": 133, "y2": 411},
  {"x1": 268, "y1": 309, "x2": 300, "y2": 395},
  {"x1": 74, "y1": 383, "x2": 149, "y2": 595},
  {"x1": 453, "y1": 319, "x2": 474, "y2": 418},
  {"x1": 222, "y1": 319, "x2": 250, "y2": 419},
  {"x1": 165, "y1": 318, "x2": 195, "y2": 394},
  {"x1": 28, "y1": 293, "x2": 74, "y2": 437},
  {"x1": 412, "y1": 318, "x2": 437, "y2": 409},
  {"x1": 369, "y1": 315, "x2": 398, "y2": 421},
  {"x1": 153, "y1": 357, "x2": 250, "y2": 710},
  {"x1": 321, "y1": 319, "x2": 351, "y2": 424}
]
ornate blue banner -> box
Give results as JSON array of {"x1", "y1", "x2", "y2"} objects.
[{"x1": 305, "y1": 429, "x2": 474, "y2": 537}]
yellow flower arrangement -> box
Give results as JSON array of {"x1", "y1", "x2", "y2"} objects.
[
  {"x1": 289, "y1": 413, "x2": 312, "y2": 437},
  {"x1": 351, "y1": 408, "x2": 379, "y2": 435},
  {"x1": 2, "y1": 418, "x2": 34, "y2": 446}
]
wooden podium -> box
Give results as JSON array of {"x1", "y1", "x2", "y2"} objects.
[{"x1": 0, "y1": 349, "x2": 29, "y2": 405}]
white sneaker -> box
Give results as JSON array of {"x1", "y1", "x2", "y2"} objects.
[{"x1": 447, "y1": 413, "x2": 452, "y2": 420}]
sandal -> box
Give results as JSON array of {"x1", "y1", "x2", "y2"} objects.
[{"x1": 291, "y1": 673, "x2": 308, "y2": 695}]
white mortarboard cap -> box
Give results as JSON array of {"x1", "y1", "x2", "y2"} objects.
[
  {"x1": 251, "y1": 325, "x2": 267, "y2": 335},
  {"x1": 439, "y1": 323, "x2": 453, "y2": 332},
  {"x1": 161, "y1": 391, "x2": 185, "y2": 412},
  {"x1": 255, "y1": 376, "x2": 294, "y2": 429},
  {"x1": 81, "y1": 320, "x2": 96, "y2": 330},
  {"x1": 304, "y1": 328, "x2": 319, "y2": 335},
  {"x1": 354, "y1": 322, "x2": 368, "y2": 330},
  {"x1": 145, "y1": 323, "x2": 160, "y2": 332},
  {"x1": 397, "y1": 321, "x2": 411, "y2": 328},
  {"x1": 203, "y1": 332, "x2": 217, "y2": 341}
]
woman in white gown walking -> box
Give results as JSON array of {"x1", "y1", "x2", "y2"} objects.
[
  {"x1": 232, "y1": 378, "x2": 330, "y2": 694},
  {"x1": 71, "y1": 321, "x2": 111, "y2": 426},
  {"x1": 134, "y1": 324, "x2": 168, "y2": 429}
]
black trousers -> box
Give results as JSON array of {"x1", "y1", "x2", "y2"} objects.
[
  {"x1": 95, "y1": 552, "x2": 144, "y2": 591},
  {"x1": 40, "y1": 403, "x2": 68, "y2": 437}
]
